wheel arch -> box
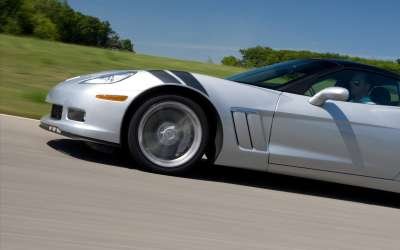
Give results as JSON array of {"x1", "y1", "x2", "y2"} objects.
[{"x1": 120, "y1": 85, "x2": 223, "y2": 162}]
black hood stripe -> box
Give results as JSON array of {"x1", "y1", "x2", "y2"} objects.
[
  {"x1": 170, "y1": 70, "x2": 208, "y2": 96},
  {"x1": 149, "y1": 70, "x2": 180, "y2": 84}
]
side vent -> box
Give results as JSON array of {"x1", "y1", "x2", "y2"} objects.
[
  {"x1": 232, "y1": 108, "x2": 266, "y2": 151},
  {"x1": 232, "y1": 112, "x2": 252, "y2": 149}
]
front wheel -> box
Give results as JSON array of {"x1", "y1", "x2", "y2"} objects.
[{"x1": 127, "y1": 94, "x2": 209, "y2": 174}]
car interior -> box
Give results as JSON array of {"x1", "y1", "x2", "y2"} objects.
[{"x1": 305, "y1": 70, "x2": 400, "y2": 106}]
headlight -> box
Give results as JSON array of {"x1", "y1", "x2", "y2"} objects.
[
  {"x1": 65, "y1": 75, "x2": 81, "y2": 82},
  {"x1": 81, "y1": 71, "x2": 136, "y2": 84}
]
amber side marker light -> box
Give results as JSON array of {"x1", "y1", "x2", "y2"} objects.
[{"x1": 96, "y1": 95, "x2": 128, "y2": 102}]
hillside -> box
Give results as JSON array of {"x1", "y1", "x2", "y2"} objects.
[{"x1": 0, "y1": 34, "x2": 243, "y2": 118}]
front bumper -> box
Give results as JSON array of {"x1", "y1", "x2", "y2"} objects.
[
  {"x1": 40, "y1": 70, "x2": 167, "y2": 146},
  {"x1": 40, "y1": 115, "x2": 120, "y2": 147},
  {"x1": 41, "y1": 79, "x2": 134, "y2": 145}
]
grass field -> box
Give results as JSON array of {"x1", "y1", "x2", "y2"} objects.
[{"x1": 0, "y1": 34, "x2": 243, "y2": 119}]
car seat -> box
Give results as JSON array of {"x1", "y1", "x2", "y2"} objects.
[{"x1": 370, "y1": 87, "x2": 391, "y2": 105}]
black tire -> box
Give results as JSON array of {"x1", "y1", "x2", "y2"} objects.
[{"x1": 127, "y1": 94, "x2": 209, "y2": 174}]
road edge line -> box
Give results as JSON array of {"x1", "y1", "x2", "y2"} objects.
[{"x1": 0, "y1": 113, "x2": 39, "y2": 121}]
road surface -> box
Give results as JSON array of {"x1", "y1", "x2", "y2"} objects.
[{"x1": 1, "y1": 114, "x2": 400, "y2": 250}]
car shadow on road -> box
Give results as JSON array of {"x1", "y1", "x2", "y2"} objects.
[{"x1": 47, "y1": 139, "x2": 400, "y2": 209}]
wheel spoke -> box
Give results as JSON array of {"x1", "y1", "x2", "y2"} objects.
[{"x1": 138, "y1": 101, "x2": 202, "y2": 168}]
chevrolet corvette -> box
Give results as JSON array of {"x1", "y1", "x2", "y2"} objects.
[{"x1": 40, "y1": 59, "x2": 400, "y2": 193}]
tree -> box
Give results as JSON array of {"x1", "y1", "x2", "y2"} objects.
[
  {"x1": 0, "y1": 0, "x2": 134, "y2": 51},
  {"x1": 221, "y1": 56, "x2": 239, "y2": 66},
  {"x1": 220, "y1": 45, "x2": 400, "y2": 74},
  {"x1": 0, "y1": 0, "x2": 24, "y2": 32},
  {"x1": 106, "y1": 32, "x2": 121, "y2": 49},
  {"x1": 239, "y1": 46, "x2": 277, "y2": 67},
  {"x1": 1, "y1": 18, "x2": 23, "y2": 34},
  {"x1": 32, "y1": 14, "x2": 59, "y2": 40},
  {"x1": 120, "y1": 39, "x2": 134, "y2": 52}
]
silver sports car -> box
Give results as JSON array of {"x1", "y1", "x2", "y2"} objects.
[{"x1": 40, "y1": 59, "x2": 400, "y2": 193}]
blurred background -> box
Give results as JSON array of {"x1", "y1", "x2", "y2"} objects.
[{"x1": 1, "y1": 0, "x2": 399, "y2": 118}]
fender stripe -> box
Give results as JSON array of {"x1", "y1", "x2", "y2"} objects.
[
  {"x1": 170, "y1": 70, "x2": 208, "y2": 96},
  {"x1": 149, "y1": 70, "x2": 180, "y2": 84}
]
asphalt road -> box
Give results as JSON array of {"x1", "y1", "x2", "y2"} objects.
[{"x1": 1, "y1": 114, "x2": 400, "y2": 250}]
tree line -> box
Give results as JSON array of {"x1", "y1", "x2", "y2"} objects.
[
  {"x1": 222, "y1": 46, "x2": 400, "y2": 74},
  {"x1": 0, "y1": 0, "x2": 134, "y2": 52}
]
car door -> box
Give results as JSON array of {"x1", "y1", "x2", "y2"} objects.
[{"x1": 268, "y1": 70, "x2": 400, "y2": 179}]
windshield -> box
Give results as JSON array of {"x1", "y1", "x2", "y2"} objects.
[{"x1": 226, "y1": 59, "x2": 337, "y2": 89}]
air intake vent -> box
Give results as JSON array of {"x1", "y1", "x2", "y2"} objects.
[
  {"x1": 67, "y1": 108, "x2": 85, "y2": 122},
  {"x1": 50, "y1": 104, "x2": 62, "y2": 120}
]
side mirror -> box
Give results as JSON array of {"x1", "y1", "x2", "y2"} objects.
[{"x1": 309, "y1": 87, "x2": 349, "y2": 106}]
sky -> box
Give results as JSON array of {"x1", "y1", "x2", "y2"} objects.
[{"x1": 68, "y1": 0, "x2": 400, "y2": 63}]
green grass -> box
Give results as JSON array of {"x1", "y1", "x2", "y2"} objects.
[{"x1": 0, "y1": 34, "x2": 243, "y2": 119}]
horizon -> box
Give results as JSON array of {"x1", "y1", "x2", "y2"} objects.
[{"x1": 68, "y1": 0, "x2": 400, "y2": 63}]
